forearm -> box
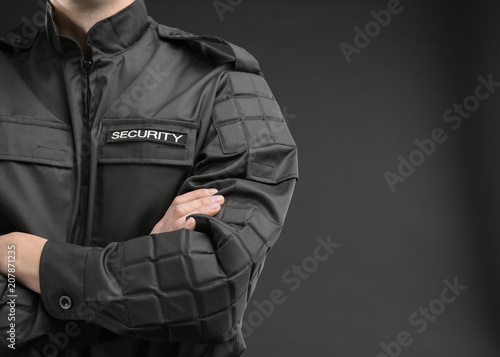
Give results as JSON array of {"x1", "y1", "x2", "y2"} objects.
[
  {"x1": 0, "y1": 232, "x2": 47, "y2": 294},
  {"x1": 39, "y1": 180, "x2": 294, "y2": 343}
]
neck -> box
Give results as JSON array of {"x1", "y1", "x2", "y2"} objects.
[{"x1": 50, "y1": 0, "x2": 136, "y2": 58}]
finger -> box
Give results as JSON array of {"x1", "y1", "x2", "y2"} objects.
[
  {"x1": 184, "y1": 202, "x2": 223, "y2": 218},
  {"x1": 151, "y1": 225, "x2": 166, "y2": 235},
  {"x1": 173, "y1": 188, "x2": 219, "y2": 206},
  {"x1": 184, "y1": 217, "x2": 196, "y2": 231},
  {"x1": 150, "y1": 220, "x2": 162, "y2": 234},
  {"x1": 153, "y1": 196, "x2": 224, "y2": 234},
  {"x1": 173, "y1": 195, "x2": 225, "y2": 218},
  {"x1": 170, "y1": 216, "x2": 188, "y2": 231},
  {"x1": 171, "y1": 200, "x2": 223, "y2": 232},
  {"x1": 170, "y1": 201, "x2": 221, "y2": 231},
  {"x1": 153, "y1": 191, "x2": 222, "y2": 234}
]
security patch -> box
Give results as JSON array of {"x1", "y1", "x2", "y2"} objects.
[{"x1": 106, "y1": 129, "x2": 188, "y2": 147}]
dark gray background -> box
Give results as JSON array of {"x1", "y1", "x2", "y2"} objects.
[{"x1": 3, "y1": 0, "x2": 500, "y2": 356}]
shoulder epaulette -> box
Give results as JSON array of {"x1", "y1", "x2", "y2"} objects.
[
  {"x1": 157, "y1": 24, "x2": 261, "y2": 75},
  {"x1": 0, "y1": 23, "x2": 39, "y2": 52}
]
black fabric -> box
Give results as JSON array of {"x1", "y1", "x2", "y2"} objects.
[
  {"x1": 0, "y1": 1, "x2": 297, "y2": 356},
  {"x1": 157, "y1": 25, "x2": 262, "y2": 75}
]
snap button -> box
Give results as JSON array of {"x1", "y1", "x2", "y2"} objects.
[{"x1": 59, "y1": 296, "x2": 72, "y2": 310}]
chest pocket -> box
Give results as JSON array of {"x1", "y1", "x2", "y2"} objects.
[
  {"x1": 91, "y1": 118, "x2": 198, "y2": 245},
  {"x1": 0, "y1": 116, "x2": 75, "y2": 240},
  {"x1": 0, "y1": 117, "x2": 73, "y2": 167}
]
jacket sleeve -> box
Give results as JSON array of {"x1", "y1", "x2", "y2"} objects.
[{"x1": 38, "y1": 70, "x2": 299, "y2": 344}]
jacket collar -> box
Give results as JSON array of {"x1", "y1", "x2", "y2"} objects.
[{"x1": 46, "y1": 0, "x2": 151, "y2": 56}]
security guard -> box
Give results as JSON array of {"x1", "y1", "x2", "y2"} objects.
[{"x1": 0, "y1": 0, "x2": 298, "y2": 356}]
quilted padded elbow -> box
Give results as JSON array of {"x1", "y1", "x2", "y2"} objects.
[{"x1": 112, "y1": 204, "x2": 281, "y2": 343}]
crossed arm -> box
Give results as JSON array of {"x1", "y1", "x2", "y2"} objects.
[
  {"x1": 0, "y1": 71, "x2": 298, "y2": 347},
  {"x1": 0, "y1": 188, "x2": 225, "y2": 293}
]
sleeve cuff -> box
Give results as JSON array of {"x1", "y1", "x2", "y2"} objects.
[{"x1": 39, "y1": 240, "x2": 92, "y2": 320}]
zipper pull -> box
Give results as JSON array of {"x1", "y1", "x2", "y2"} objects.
[{"x1": 83, "y1": 58, "x2": 93, "y2": 76}]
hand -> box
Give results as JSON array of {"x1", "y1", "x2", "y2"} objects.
[
  {"x1": 150, "y1": 188, "x2": 225, "y2": 234},
  {"x1": 0, "y1": 232, "x2": 47, "y2": 294}
]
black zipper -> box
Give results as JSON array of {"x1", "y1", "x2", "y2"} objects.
[
  {"x1": 82, "y1": 58, "x2": 92, "y2": 186},
  {"x1": 79, "y1": 57, "x2": 93, "y2": 244}
]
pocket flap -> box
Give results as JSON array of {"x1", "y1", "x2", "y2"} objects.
[{"x1": 0, "y1": 117, "x2": 73, "y2": 168}]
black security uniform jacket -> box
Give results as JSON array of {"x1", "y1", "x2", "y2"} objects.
[{"x1": 0, "y1": 1, "x2": 298, "y2": 356}]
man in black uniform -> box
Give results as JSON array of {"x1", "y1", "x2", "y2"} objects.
[{"x1": 0, "y1": 0, "x2": 298, "y2": 356}]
